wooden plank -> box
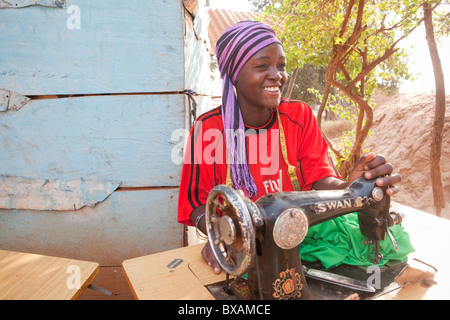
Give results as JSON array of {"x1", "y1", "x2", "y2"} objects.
[
  {"x1": 78, "y1": 266, "x2": 134, "y2": 300},
  {"x1": 122, "y1": 244, "x2": 226, "y2": 300},
  {"x1": 0, "y1": 0, "x2": 184, "y2": 95},
  {"x1": 0, "y1": 188, "x2": 183, "y2": 265},
  {"x1": 375, "y1": 202, "x2": 450, "y2": 300},
  {"x1": 0, "y1": 94, "x2": 184, "y2": 188},
  {"x1": 392, "y1": 202, "x2": 450, "y2": 270},
  {"x1": 0, "y1": 249, "x2": 99, "y2": 300}
]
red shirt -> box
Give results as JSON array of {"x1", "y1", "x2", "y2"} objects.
[{"x1": 177, "y1": 99, "x2": 339, "y2": 226}]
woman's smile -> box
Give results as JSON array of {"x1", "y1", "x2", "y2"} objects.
[
  {"x1": 263, "y1": 86, "x2": 281, "y2": 94},
  {"x1": 235, "y1": 43, "x2": 288, "y2": 127}
]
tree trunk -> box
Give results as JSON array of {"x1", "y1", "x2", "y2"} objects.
[
  {"x1": 423, "y1": 2, "x2": 446, "y2": 217},
  {"x1": 317, "y1": 80, "x2": 331, "y2": 128},
  {"x1": 285, "y1": 67, "x2": 299, "y2": 99}
]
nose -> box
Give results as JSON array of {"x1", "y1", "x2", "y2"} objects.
[{"x1": 268, "y1": 68, "x2": 283, "y2": 82}]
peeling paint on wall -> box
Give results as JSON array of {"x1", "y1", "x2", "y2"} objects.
[
  {"x1": 0, "y1": 175, "x2": 120, "y2": 210},
  {"x1": 0, "y1": 89, "x2": 30, "y2": 111},
  {"x1": 0, "y1": 0, "x2": 205, "y2": 262},
  {"x1": 0, "y1": 0, "x2": 66, "y2": 9}
]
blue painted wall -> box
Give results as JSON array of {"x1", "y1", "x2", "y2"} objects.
[
  {"x1": 0, "y1": 0, "x2": 213, "y2": 265},
  {"x1": 0, "y1": 0, "x2": 185, "y2": 95},
  {"x1": 0, "y1": 95, "x2": 184, "y2": 188}
]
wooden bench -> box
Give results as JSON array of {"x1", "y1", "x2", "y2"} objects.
[{"x1": 0, "y1": 250, "x2": 98, "y2": 300}]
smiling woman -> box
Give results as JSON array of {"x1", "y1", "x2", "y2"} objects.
[
  {"x1": 235, "y1": 43, "x2": 287, "y2": 127},
  {"x1": 177, "y1": 20, "x2": 402, "y2": 276},
  {"x1": 215, "y1": 21, "x2": 284, "y2": 197}
]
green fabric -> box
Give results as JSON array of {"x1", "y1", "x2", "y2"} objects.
[{"x1": 300, "y1": 212, "x2": 415, "y2": 269}]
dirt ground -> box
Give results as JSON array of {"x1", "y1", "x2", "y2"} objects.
[{"x1": 364, "y1": 92, "x2": 450, "y2": 219}]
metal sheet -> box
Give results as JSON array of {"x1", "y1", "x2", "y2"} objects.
[
  {"x1": 0, "y1": 0, "x2": 66, "y2": 9},
  {"x1": 0, "y1": 88, "x2": 30, "y2": 111},
  {"x1": 0, "y1": 94, "x2": 185, "y2": 187},
  {"x1": 0, "y1": 175, "x2": 120, "y2": 210},
  {"x1": 0, "y1": 188, "x2": 183, "y2": 265},
  {"x1": 0, "y1": 0, "x2": 184, "y2": 95}
]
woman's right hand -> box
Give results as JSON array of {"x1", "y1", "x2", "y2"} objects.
[
  {"x1": 201, "y1": 240, "x2": 222, "y2": 274},
  {"x1": 191, "y1": 206, "x2": 222, "y2": 274}
]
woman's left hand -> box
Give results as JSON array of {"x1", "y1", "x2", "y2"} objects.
[{"x1": 348, "y1": 152, "x2": 401, "y2": 196}]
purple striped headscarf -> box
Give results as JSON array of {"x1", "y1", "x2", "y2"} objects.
[{"x1": 216, "y1": 21, "x2": 282, "y2": 198}]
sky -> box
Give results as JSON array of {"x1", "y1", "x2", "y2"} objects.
[
  {"x1": 208, "y1": 0, "x2": 253, "y2": 11},
  {"x1": 207, "y1": 0, "x2": 450, "y2": 94},
  {"x1": 398, "y1": 26, "x2": 450, "y2": 94}
]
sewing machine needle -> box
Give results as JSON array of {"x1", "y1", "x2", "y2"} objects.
[
  {"x1": 303, "y1": 266, "x2": 376, "y2": 293},
  {"x1": 386, "y1": 227, "x2": 399, "y2": 252}
]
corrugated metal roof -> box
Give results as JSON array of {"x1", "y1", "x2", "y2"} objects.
[
  {"x1": 183, "y1": 0, "x2": 198, "y2": 14},
  {"x1": 208, "y1": 8, "x2": 273, "y2": 54}
]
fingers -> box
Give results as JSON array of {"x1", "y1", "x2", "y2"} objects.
[
  {"x1": 362, "y1": 153, "x2": 402, "y2": 196},
  {"x1": 201, "y1": 241, "x2": 222, "y2": 274},
  {"x1": 386, "y1": 184, "x2": 400, "y2": 196},
  {"x1": 374, "y1": 173, "x2": 402, "y2": 187},
  {"x1": 352, "y1": 152, "x2": 376, "y2": 173},
  {"x1": 364, "y1": 162, "x2": 393, "y2": 180},
  {"x1": 355, "y1": 152, "x2": 402, "y2": 196},
  {"x1": 360, "y1": 153, "x2": 394, "y2": 180},
  {"x1": 374, "y1": 173, "x2": 402, "y2": 196},
  {"x1": 361, "y1": 152, "x2": 386, "y2": 171}
]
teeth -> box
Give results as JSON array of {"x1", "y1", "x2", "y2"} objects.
[{"x1": 264, "y1": 87, "x2": 279, "y2": 92}]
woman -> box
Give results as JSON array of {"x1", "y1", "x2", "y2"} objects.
[{"x1": 177, "y1": 21, "x2": 401, "y2": 274}]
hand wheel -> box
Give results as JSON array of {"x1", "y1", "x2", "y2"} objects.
[{"x1": 205, "y1": 185, "x2": 255, "y2": 276}]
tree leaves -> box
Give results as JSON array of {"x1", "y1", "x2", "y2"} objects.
[{"x1": 262, "y1": 0, "x2": 440, "y2": 177}]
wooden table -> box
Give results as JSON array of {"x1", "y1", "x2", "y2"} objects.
[
  {"x1": 376, "y1": 202, "x2": 450, "y2": 300},
  {"x1": 0, "y1": 250, "x2": 99, "y2": 300},
  {"x1": 122, "y1": 202, "x2": 450, "y2": 300},
  {"x1": 122, "y1": 244, "x2": 225, "y2": 300}
]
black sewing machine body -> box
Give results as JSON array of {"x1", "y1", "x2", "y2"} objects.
[{"x1": 205, "y1": 177, "x2": 403, "y2": 300}]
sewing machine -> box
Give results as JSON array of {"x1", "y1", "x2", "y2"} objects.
[{"x1": 205, "y1": 176, "x2": 404, "y2": 300}]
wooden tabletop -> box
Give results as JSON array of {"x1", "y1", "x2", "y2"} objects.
[
  {"x1": 122, "y1": 244, "x2": 224, "y2": 300},
  {"x1": 122, "y1": 202, "x2": 450, "y2": 300},
  {"x1": 376, "y1": 202, "x2": 450, "y2": 300},
  {"x1": 0, "y1": 250, "x2": 99, "y2": 300}
]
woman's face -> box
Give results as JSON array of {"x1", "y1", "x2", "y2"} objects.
[{"x1": 235, "y1": 43, "x2": 288, "y2": 113}]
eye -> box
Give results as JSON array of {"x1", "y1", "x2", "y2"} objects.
[
  {"x1": 278, "y1": 63, "x2": 287, "y2": 70},
  {"x1": 256, "y1": 64, "x2": 269, "y2": 70}
]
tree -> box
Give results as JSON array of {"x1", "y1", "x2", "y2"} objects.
[
  {"x1": 248, "y1": 0, "x2": 273, "y2": 11},
  {"x1": 283, "y1": 65, "x2": 328, "y2": 105},
  {"x1": 423, "y1": 1, "x2": 447, "y2": 217},
  {"x1": 265, "y1": 0, "x2": 424, "y2": 178}
]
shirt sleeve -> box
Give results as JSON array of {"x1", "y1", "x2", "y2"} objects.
[
  {"x1": 177, "y1": 116, "x2": 223, "y2": 226},
  {"x1": 298, "y1": 105, "x2": 340, "y2": 190}
]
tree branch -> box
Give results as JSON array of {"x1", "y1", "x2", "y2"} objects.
[{"x1": 423, "y1": 1, "x2": 446, "y2": 216}]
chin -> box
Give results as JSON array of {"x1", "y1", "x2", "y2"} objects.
[{"x1": 265, "y1": 97, "x2": 281, "y2": 109}]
